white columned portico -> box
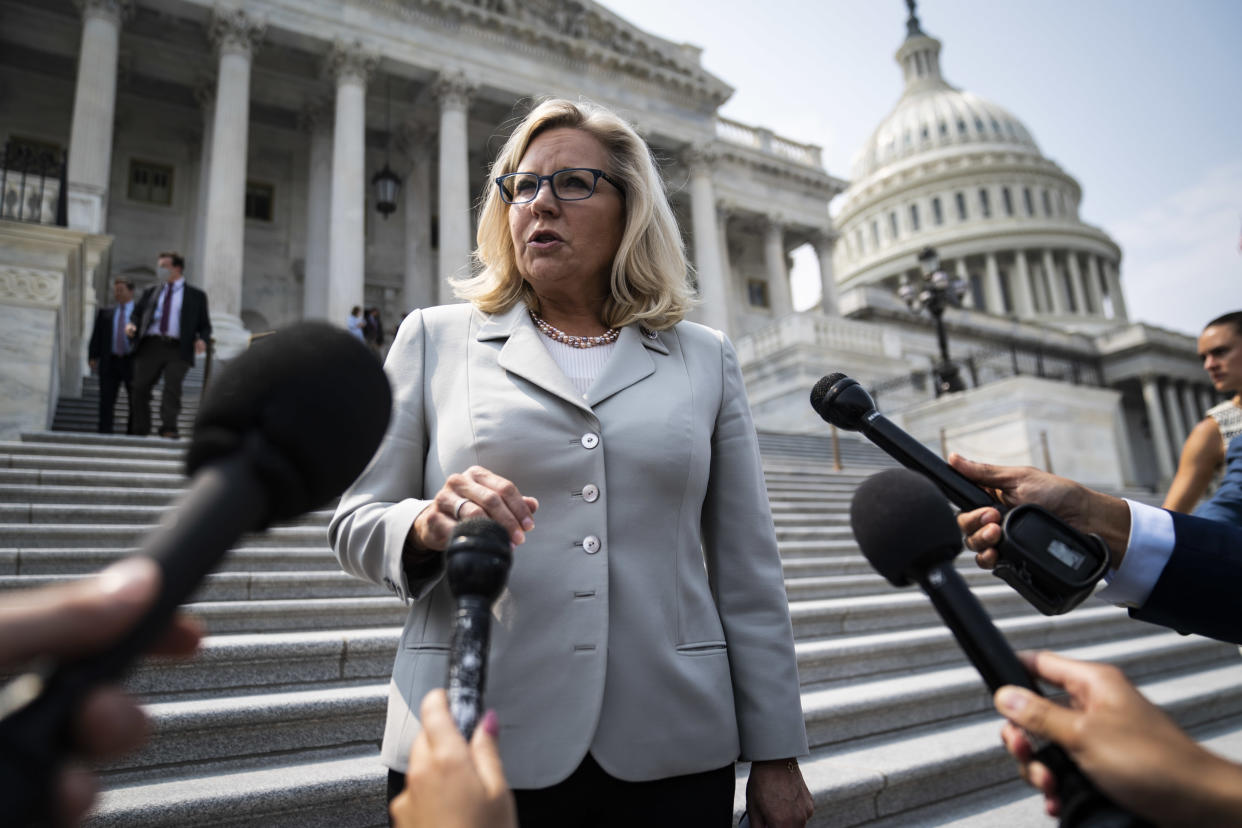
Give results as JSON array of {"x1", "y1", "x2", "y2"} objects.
[
  {"x1": 1104, "y1": 261, "x2": 1129, "y2": 321},
  {"x1": 434, "y1": 72, "x2": 475, "y2": 303},
  {"x1": 1141, "y1": 375, "x2": 1176, "y2": 484},
  {"x1": 1180, "y1": 382, "x2": 1203, "y2": 432},
  {"x1": 325, "y1": 42, "x2": 376, "y2": 329},
  {"x1": 190, "y1": 80, "x2": 214, "y2": 285},
  {"x1": 1085, "y1": 254, "x2": 1106, "y2": 318},
  {"x1": 715, "y1": 203, "x2": 735, "y2": 330},
  {"x1": 1065, "y1": 250, "x2": 1086, "y2": 314},
  {"x1": 300, "y1": 100, "x2": 332, "y2": 321},
  {"x1": 200, "y1": 9, "x2": 265, "y2": 358},
  {"x1": 66, "y1": 0, "x2": 130, "y2": 233},
  {"x1": 811, "y1": 230, "x2": 838, "y2": 316},
  {"x1": 1012, "y1": 250, "x2": 1035, "y2": 317},
  {"x1": 762, "y1": 215, "x2": 793, "y2": 319},
  {"x1": 685, "y1": 146, "x2": 729, "y2": 332},
  {"x1": 983, "y1": 252, "x2": 1005, "y2": 314},
  {"x1": 401, "y1": 127, "x2": 435, "y2": 313}
]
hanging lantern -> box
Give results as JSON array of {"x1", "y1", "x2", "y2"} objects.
[{"x1": 372, "y1": 163, "x2": 401, "y2": 219}]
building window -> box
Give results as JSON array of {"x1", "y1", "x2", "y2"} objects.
[
  {"x1": 931, "y1": 196, "x2": 943, "y2": 225},
  {"x1": 1041, "y1": 189, "x2": 1052, "y2": 217},
  {"x1": 128, "y1": 160, "x2": 173, "y2": 205},
  {"x1": 245, "y1": 181, "x2": 275, "y2": 222},
  {"x1": 1056, "y1": 190, "x2": 1067, "y2": 216},
  {"x1": 920, "y1": 125, "x2": 929, "y2": 142},
  {"x1": 979, "y1": 188, "x2": 991, "y2": 218},
  {"x1": 871, "y1": 220, "x2": 880, "y2": 246},
  {"x1": 957, "y1": 119, "x2": 968, "y2": 135},
  {"x1": 1023, "y1": 187, "x2": 1035, "y2": 216},
  {"x1": 909, "y1": 204, "x2": 920, "y2": 231},
  {"x1": 990, "y1": 118, "x2": 1001, "y2": 134},
  {"x1": 1002, "y1": 187, "x2": 1014, "y2": 216},
  {"x1": 955, "y1": 191, "x2": 967, "y2": 221},
  {"x1": 998, "y1": 269, "x2": 1014, "y2": 313},
  {"x1": 889, "y1": 211, "x2": 899, "y2": 239},
  {"x1": 747, "y1": 280, "x2": 769, "y2": 308},
  {"x1": 938, "y1": 121, "x2": 948, "y2": 137},
  {"x1": 855, "y1": 229, "x2": 865, "y2": 255},
  {"x1": 974, "y1": 117, "x2": 985, "y2": 133}
]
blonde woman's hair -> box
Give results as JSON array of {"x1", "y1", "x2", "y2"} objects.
[{"x1": 454, "y1": 98, "x2": 694, "y2": 330}]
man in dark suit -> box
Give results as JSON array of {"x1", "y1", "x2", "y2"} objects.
[
  {"x1": 87, "y1": 277, "x2": 136, "y2": 434},
  {"x1": 125, "y1": 252, "x2": 212, "y2": 439},
  {"x1": 951, "y1": 453, "x2": 1242, "y2": 646}
]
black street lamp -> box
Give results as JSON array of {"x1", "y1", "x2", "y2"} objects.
[
  {"x1": 373, "y1": 77, "x2": 402, "y2": 220},
  {"x1": 899, "y1": 246, "x2": 968, "y2": 396}
]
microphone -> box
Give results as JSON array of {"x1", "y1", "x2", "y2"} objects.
[
  {"x1": 0, "y1": 321, "x2": 391, "y2": 826},
  {"x1": 811, "y1": 373, "x2": 1108, "y2": 615},
  {"x1": 850, "y1": 468, "x2": 1150, "y2": 828},
  {"x1": 445, "y1": 518, "x2": 512, "y2": 739}
]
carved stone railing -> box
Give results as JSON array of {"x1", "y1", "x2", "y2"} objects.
[
  {"x1": 715, "y1": 116, "x2": 823, "y2": 168},
  {"x1": 734, "y1": 312, "x2": 896, "y2": 365}
]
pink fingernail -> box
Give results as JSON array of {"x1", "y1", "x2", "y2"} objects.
[
  {"x1": 997, "y1": 687, "x2": 1028, "y2": 714},
  {"x1": 522, "y1": 518, "x2": 534, "y2": 531},
  {"x1": 481, "y1": 710, "x2": 499, "y2": 737}
]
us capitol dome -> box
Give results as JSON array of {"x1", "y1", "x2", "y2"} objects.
[{"x1": 832, "y1": 3, "x2": 1127, "y2": 335}]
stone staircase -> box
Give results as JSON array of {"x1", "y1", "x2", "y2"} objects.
[{"x1": 3, "y1": 400, "x2": 1241, "y2": 825}]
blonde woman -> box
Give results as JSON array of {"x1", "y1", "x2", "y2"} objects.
[{"x1": 331, "y1": 99, "x2": 811, "y2": 826}]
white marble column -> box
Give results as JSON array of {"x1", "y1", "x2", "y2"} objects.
[
  {"x1": 1011, "y1": 250, "x2": 1035, "y2": 318},
  {"x1": 300, "y1": 99, "x2": 333, "y2": 321},
  {"x1": 200, "y1": 9, "x2": 265, "y2": 358},
  {"x1": 400, "y1": 126, "x2": 435, "y2": 313},
  {"x1": 190, "y1": 80, "x2": 214, "y2": 289},
  {"x1": 434, "y1": 72, "x2": 475, "y2": 304},
  {"x1": 1179, "y1": 382, "x2": 1202, "y2": 433},
  {"x1": 1142, "y1": 376, "x2": 1176, "y2": 484},
  {"x1": 66, "y1": 0, "x2": 131, "y2": 233},
  {"x1": 954, "y1": 258, "x2": 973, "y2": 309},
  {"x1": 811, "y1": 230, "x2": 838, "y2": 316},
  {"x1": 715, "y1": 202, "x2": 735, "y2": 328},
  {"x1": 326, "y1": 43, "x2": 375, "y2": 329},
  {"x1": 762, "y1": 215, "x2": 793, "y2": 319},
  {"x1": 1085, "y1": 255, "x2": 1106, "y2": 320},
  {"x1": 1198, "y1": 386, "x2": 1216, "y2": 416},
  {"x1": 684, "y1": 146, "x2": 729, "y2": 332},
  {"x1": 1162, "y1": 377, "x2": 1189, "y2": 447},
  {"x1": 1043, "y1": 249, "x2": 1066, "y2": 315},
  {"x1": 1065, "y1": 250, "x2": 1087, "y2": 314},
  {"x1": 983, "y1": 252, "x2": 1005, "y2": 314},
  {"x1": 1104, "y1": 260, "x2": 1129, "y2": 321}
]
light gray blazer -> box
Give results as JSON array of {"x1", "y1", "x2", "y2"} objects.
[{"x1": 328, "y1": 302, "x2": 808, "y2": 789}]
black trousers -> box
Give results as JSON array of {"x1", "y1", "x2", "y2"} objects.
[
  {"x1": 387, "y1": 754, "x2": 735, "y2": 828},
  {"x1": 131, "y1": 337, "x2": 189, "y2": 436},
  {"x1": 96, "y1": 353, "x2": 133, "y2": 434}
]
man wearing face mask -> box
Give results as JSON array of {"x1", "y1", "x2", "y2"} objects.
[{"x1": 125, "y1": 252, "x2": 212, "y2": 439}]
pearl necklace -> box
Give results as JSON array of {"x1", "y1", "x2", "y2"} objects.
[{"x1": 529, "y1": 310, "x2": 619, "y2": 349}]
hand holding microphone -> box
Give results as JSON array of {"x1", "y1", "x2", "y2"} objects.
[
  {"x1": 850, "y1": 468, "x2": 1149, "y2": 828},
  {"x1": 0, "y1": 322, "x2": 391, "y2": 826},
  {"x1": 811, "y1": 373, "x2": 1109, "y2": 615}
]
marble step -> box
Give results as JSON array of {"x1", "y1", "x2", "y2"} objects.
[
  {"x1": 0, "y1": 453, "x2": 185, "y2": 474},
  {"x1": 734, "y1": 659, "x2": 1242, "y2": 827},
  {"x1": 180, "y1": 596, "x2": 406, "y2": 634},
  {"x1": 0, "y1": 522, "x2": 331, "y2": 548},
  {"x1": 0, "y1": 439, "x2": 188, "y2": 461},
  {"x1": 0, "y1": 569, "x2": 387, "y2": 601},
  {"x1": 99, "y1": 684, "x2": 389, "y2": 784},
  {"x1": 88, "y1": 750, "x2": 387, "y2": 828},
  {"x1": 1, "y1": 546, "x2": 342, "y2": 574},
  {"x1": 783, "y1": 567, "x2": 992, "y2": 601},
  {"x1": 0, "y1": 468, "x2": 188, "y2": 489},
  {"x1": 0, "y1": 503, "x2": 335, "y2": 526}
]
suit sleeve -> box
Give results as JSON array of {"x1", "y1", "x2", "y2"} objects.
[
  {"x1": 1129, "y1": 510, "x2": 1242, "y2": 645},
  {"x1": 194, "y1": 288, "x2": 212, "y2": 340},
  {"x1": 700, "y1": 333, "x2": 809, "y2": 761},
  {"x1": 328, "y1": 309, "x2": 441, "y2": 604},
  {"x1": 88, "y1": 309, "x2": 106, "y2": 361}
]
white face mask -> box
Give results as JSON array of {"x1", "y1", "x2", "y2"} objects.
[{"x1": 157, "y1": 266, "x2": 172, "y2": 281}]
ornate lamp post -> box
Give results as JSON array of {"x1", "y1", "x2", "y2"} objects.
[
  {"x1": 899, "y1": 246, "x2": 967, "y2": 396},
  {"x1": 372, "y1": 77, "x2": 402, "y2": 219}
]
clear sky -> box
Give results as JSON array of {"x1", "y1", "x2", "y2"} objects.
[{"x1": 598, "y1": 0, "x2": 1241, "y2": 337}]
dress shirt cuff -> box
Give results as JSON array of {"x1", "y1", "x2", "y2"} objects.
[{"x1": 1095, "y1": 500, "x2": 1175, "y2": 608}]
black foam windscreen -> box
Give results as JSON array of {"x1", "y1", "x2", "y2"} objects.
[
  {"x1": 850, "y1": 467, "x2": 963, "y2": 586},
  {"x1": 186, "y1": 321, "x2": 392, "y2": 522},
  {"x1": 451, "y1": 517, "x2": 512, "y2": 550},
  {"x1": 809, "y1": 371, "x2": 847, "y2": 416}
]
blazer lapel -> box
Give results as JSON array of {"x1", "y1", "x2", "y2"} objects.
[
  {"x1": 584, "y1": 325, "x2": 661, "y2": 407},
  {"x1": 482, "y1": 305, "x2": 592, "y2": 414}
]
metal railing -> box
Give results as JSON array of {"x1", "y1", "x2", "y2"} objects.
[
  {"x1": 870, "y1": 341, "x2": 1104, "y2": 412},
  {"x1": 0, "y1": 142, "x2": 68, "y2": 226}
]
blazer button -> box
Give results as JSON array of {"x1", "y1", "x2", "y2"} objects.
[
  {"x1": 580, "y1": 432, "x2": 599, "y2": 449},
  {"x1": 582, "y1": 535, "x2": 601, "y2": 554},
  {"x1": 582, "y1": 483, "x2": 599, "y2": 503}
]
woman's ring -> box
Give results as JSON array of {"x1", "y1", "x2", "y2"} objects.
[{"x1": 453, "y1": 497, "x2": 471, "y2": 520}]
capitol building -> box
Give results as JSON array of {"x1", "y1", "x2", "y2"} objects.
[{"x1": 0, "y1": 0, "x2": 1210, "y2": 489}]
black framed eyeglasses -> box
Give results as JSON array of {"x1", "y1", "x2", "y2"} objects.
[{"x1": 495, "y1": 168, "x2": 625, "y2": 204}]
